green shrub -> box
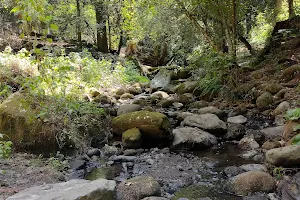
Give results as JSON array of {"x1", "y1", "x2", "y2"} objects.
[
  {"x1": 0, "y1": 134, "x2": 13, "y2": 159},
  {"x1": 285, "y1": 108, "x2": 300, "y2": 120}
]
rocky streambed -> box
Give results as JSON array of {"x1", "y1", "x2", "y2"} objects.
[{"x1": 3, "y1": 67, "x2": 300, "y2": 200}]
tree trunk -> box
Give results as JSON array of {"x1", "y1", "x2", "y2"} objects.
[
  {"x1": 288, "y1": 0, "x2": 296, "y2": 19},
  {"x1": 232, "y1": 0, "x2": 237, "y2": 60},
  {"x1": 76, "y1": 0, "x2": 82, "y2": 50},
  {"x1": 94, "y1": 1, "x2": 108, "y2": 53}
]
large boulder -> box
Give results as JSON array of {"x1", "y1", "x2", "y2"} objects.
[
  {"x1": 7, "y1": 179, "x2": 116, "y2": 200},
  {"x1": 117, "y1": 104, "x2": 141, "y2": 116},
  {"x1": 266, "y1": 145, "x2": 300, "y2": 167},
  {"x1": 112, "y1": 111, "x2": 171, "y2": 139},
  {"x1": 229, "y1": 171, "x2": 275, "y2": 195},
  {"x1": 150, "y1": 69, "x2": 172, "y2": 90},
  {"x1": 116, "y1": 176, "x2": 161, "y2": 200},
  {"x1": 182, "y1": 113, "x2": 227, "y2": 135},
  {"x1": 0, "y1": 92, "x2": 56, "y2": 152},
  {"x1": 256, "y1": 92, "x2": 273, "y2": 111},
  {"x1": 172, "y1": 127, "x2": 217, "y2": 150}
]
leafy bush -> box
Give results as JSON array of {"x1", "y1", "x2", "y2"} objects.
[
  {"x1": 285, "y1": 108, "x2": 300, "y2": 120},
  {"x1": 188, "y1": 49, "x2": 234, "y2": 97},
  {"x1": 0, "y1": 134, "x2": 13, "y2": 159}
]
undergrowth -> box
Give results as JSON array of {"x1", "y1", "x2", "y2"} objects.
[{"x1": 0, "y1": 47, "x2": 148, "y2": 152}]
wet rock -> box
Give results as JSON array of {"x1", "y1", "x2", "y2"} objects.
[
  {"x1": 262, "y1": 141, "x2": 281, "y2": 150},
  {"x1": 272, "y1": 101, "x2": 290, "y2": 116},
  {"x1": 172, "y1": 127, "x2": 217, "y2": 150},
  {"x1": 256, "y1": 92, "x2": 273, "y2": 111},
  {"x1": 178, "y1": 93, "x2": 194, "y2": 104},
  {"x1": 116, "y1": 176, "x2": 161, "y2": 200},
  {"x1": 240, "y1": 150, "x2": 258, "y2": 159},
  {"x1": 239, "y1": 137, "x2": 260, "y2": 150},
  {"x1": 261, "y1": 126, "x2": 284, "y2": 141},
  {"x1": 182, "y1": 113, "x2": 227, "y2": 135},
  {"x1": 225, "y1": 123, "x2": 246, "y2": 140},
  {"x1": 112, "y1": 111, "x2": 171, "y2": 139},
  {"x1": 175, "y1": 81, "x2": 198, "y2": 94},
  {"x1": 243, "y1": 194, "x2": 270, "y2": 200},
  {"x1": 111, "y1": 155, "x2": 137, "y2": 162},
  {"x1": 224, "y1": 166, "x2": 245, "y2": 177},
  {"x1": 229, "y1": 171, "x2": 275, "y2": 195},
  {"x1": 87, "y1": 148, "x2": 101, "y2": 158},
  {"x1": 122, "y1": 128, "x2": 142, "y2": 149},
  {"x1": 264, "y1": 83, "x2": 283, "y2": 94},
  {"x1": 227, "y1": 115, "x2": 247, "y2": 124},
  {"x1": 150, "y1": 69, "x2": 172, "y2": 90},
  {"x1": 7, "y1": 179, "x2": 116, "y2": 200},
  {"x1": 189, "y1": 100, "x2": 209, "y2": 109},
  {"x1": 266, "y1": 145, "x2": 300, "y2": 167},
  {"x1": 120, "y1": 93, "x2": 134, "y2": 100},
  {"x1": 196, "y1": 106, "x2": 225, "y2": 118},
  {"x1": 141, "y1": 197, "x2": 168, "y2": 200},
  {"x1": 239, "y1": 164, "x2": 267, "y2": 172},
  {"x1": 117, "y1": 104, "x2": 141, "y2": 116}
]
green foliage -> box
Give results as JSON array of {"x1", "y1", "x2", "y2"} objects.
[
  {"x1": 188, "y1": 49, "x2": 234, "y2": 97},
  {"x1": 292, "y1": 134, "x2": 300, "y2": 145},
  {"x1": 48, "y1": 152, "x2": 69, "y2": 171},
  {"x1": 0, "y1": 134, "x2": 13, "y2": 159},
  {"x1": 285, "y1": 108, "x2": 300, "y2": 120},
  {"x1": 273, "y1": 167, "x2": 284, "y2": 180}
]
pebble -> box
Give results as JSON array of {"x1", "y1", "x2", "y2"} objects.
[{"x1": 146, "y1": 159, "x2": 155, "y2": 165}]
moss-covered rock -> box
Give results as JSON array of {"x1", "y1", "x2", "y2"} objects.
[
  {"x1": 281, "y1": 65, "x2": 300, "y2": 82},
  {"x1": 0, "y1": 92, "x2": 57, "y2": 153},
  {"x1": 264, "y1": 83, "x2": 283, "y2": 94},
  {"x1": 256, "y1": 92, "x2": 273, "y2": 111},
  {"x1": 112, "y1": 111, "x2": 171, "y2": 139},
  {"x1": 175, "y1": 81, "x2": 199, "y2": 95},
  {"x1": 122, "y1": 128, "x2": 142, "y2": 149}
]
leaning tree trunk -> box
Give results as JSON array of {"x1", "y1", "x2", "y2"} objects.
[{"x1": 94, "y1": 1, "x2": 108, "y2": 53}]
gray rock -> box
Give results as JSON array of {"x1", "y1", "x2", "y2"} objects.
[
  {"x1": 196, "y1": 106, "x2": 225, "y2": 118},
  {"x1": 229, "y1": 171, "x2": 275, "y2": 195},
  {"x1": 224, "y1": 166, "x2": 245, "y2": 177},
  {"x1": 172, "y1": 127, "x2": 217, "y2": 150},
  {"x1": 87, "y1": 148, "x2": 101, "y2": 158},
  {"x1": 116, "y1": 176, "x2": 161, "y2": 200},
  {"x1": 266, "y1": 145, "x2": 300, "y2": 167},
  {"x1": 146, "y1": 159, "x2": 155, "y2": 165},
  {"x1": 240, "y1": 150, "x2": 258, "y2": 159},
  {"x1": 117, "y1": 104, "x2": 141, "y2": 116},
  {"x1": 150, "y1": 69, "x2": 172, "y2": 90},
  {"x1": 227, "y1": 115, "x2": 247, "y2": 124},
  {"x1": 182, "y1": 113, "x2": 227, "y2": 135},
  {"x1": 239, "y1": 164, "x2": 267, "y2": 172},
  {"x1": 261, "y1": 126, "x2": 284, "y2": 141},
  {"x1": 71, "y1": 159, "x2": 86, "y2": 170},
  {"x1": 102, "y1": 144, "x2": 119, "y2": 157},
  {"x1": 7, "y1": 179, "x2": 116, "y2": 200},
  {"x1": 175, "y1": 81, "x2": 198, "y2": 94},
  {"x1": 243, "y1": 194, "x2": 270, "y2": 200},
  {"x1": 111, "y1": 155, "x2": 137, "y2": 162},
  {"x1": 239, "y1": 137, "x2": 260, "y2": 150},
  {"x1": 225, "y1": 123, "x2": 246, "y2": 140},
  {"x1": 272, "y1": 101, "x2": 290, "y2": 116},
  {"x1": 123, "y1": 149, "x2": 138, "y2": 156},
  {"x1": 151, "y1": 91, "x2": 170, "y2": 100}
]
